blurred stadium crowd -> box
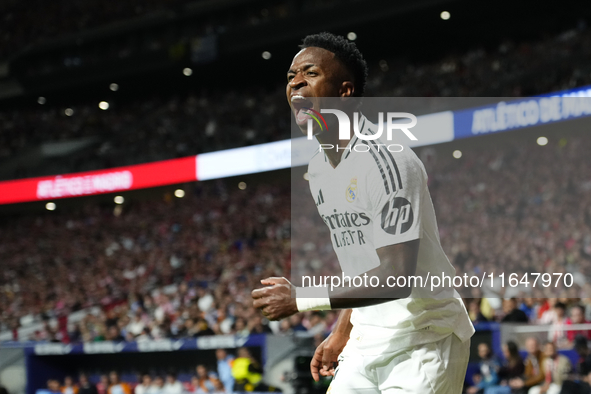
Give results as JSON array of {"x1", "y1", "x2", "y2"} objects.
[
  {"x1": 0, "y1": 6, "x2": 591, "y2": 394},
  {"x1": 36, "y1": 349, "x2": 271, "y2": 394},
  {"x1": 0, "y1": 181, "x2": 296, "y2": 342},
  {"x1": 463, "y1": 337, "x2": 591, "y2": 394},
  {"x1": 0, "y1": 0, "x2": 300, "y2": 62},
  {"x1": 2, "y1": 23, "x2": 591, "y2": 180},
  {"x1": 1, "y1": 126, "x2": 591, "y2": 345}
]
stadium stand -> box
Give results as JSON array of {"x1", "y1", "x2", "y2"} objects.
[
  {"x1": 2, "y1": 126, "x2": 591, "y2": 342},
  {"x1": 2, "y1": 24, "x2": 591, "y2": 180},
  {"x1": 2, "y1": 2, "x2": 591, "y2": 393}
]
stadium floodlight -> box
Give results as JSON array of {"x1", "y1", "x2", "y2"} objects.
[
  {"x1": 537, "y1": 136, "x2": 548, "y2": 146},
  {"x1": 38, "y1": 97, "x2": 46, "y2": 105},
  {"x1": 45, "y1": 202, "x2": 56, "y2": 211},
  {"x1": 440, "y1": 11, "x2": 451, "y2": 20},
  {"x1": 174, "y1": 189, "x2": 185, "y2": 198},
  {"x1": 183, "y1": 68, "x2": 193, "y2": 76},
  {"x1": 238, "y1": 182, "x2": 247, "y2": 190},
  {"x1": 347, "y1": 32, "x2": 357, "y2": 41},
  {"x1": 110, "y1": 83, "x2": 119, "y2": 91},
  {"x1": 114, "y1": 196, "x2": 124, "y2": 204},
  {"x1": 262, "y1": 51, "x2": 272, "y2": 60},
  {"x1": 65, "y1": 108, "x2": 74, "y2": 116},
  {"x1": 453, "y1": 150, "x2": 462, "y2": 159},
  {"x1": 99, "y1": 101, "x2": 109, "y2": 110}
]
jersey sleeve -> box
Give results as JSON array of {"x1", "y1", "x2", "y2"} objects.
[{"x1": 366, "y1": 150, "x2": 425, "y2": 249}]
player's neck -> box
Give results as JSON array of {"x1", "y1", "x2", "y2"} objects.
[{"x1": 316, "y1": 128, "x2": 353, "y2": 168}]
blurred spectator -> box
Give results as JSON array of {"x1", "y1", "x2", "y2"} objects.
[
  {"x1": 538, "y1": 299, "x2": 559, "y2": 325},
  {"x1": 197, "y1": 289, "x2": 214, "y2": 314},
  {"x1": 566, "y1": 305, "x2": 591, "y2": 344},
  {"x1": 206, "y1": 373, "x2": 224, "y2": 394},
  {"x1": 96, "y1": 376, "x2": 109, "y2": 394},
  {"x1": 560, "y1": 336, "x2": 591, "y2": 394},
  {"x1": 485, "y1": 341, "x2": 525, "y2": 394},
  {"x1": 548, "y1": 303, "x2": 569, "y2": 348},
  {"x1": 107, "y1": 326, "x2": 125, "y2": 342},
  {"x1": 247, "y1": 315, "x2": 272, "y2": 335},
  {"x1": 152, "y1": 377, "x2": 164, "y2": 394},
  {"x1": 107, "y1": 372, "x2": 131, "y2": 394},
  {"x1": 163, "y1": 373, "x2": 182, "y2": 394},
  {"x1": 134, "y1": 375, "x2": 152, "y2": 394},
  {"x1": 231, "y1": 348, "x2": 263, "y2": 392},
  {"x1": 194, "y1": 319, "x2": 215, "y2": 337},
  {"x1": 287, "y1": 315, "x2": 306, "y2": 332},
  {"x1": 528, "y1": 341, "x2": 571, "y2": 394},
  {"x1": 210, "y1": 378, "x2": 226, "y2": 394},
  {"x1": 216, "y1": 349, "x2": 235, "y2": 393},
  {"x1": 500, "y1": 341, "x2": 525, "y2": 380},
  {"x1": 78, "y1": 374, "x2": 98, "y2": 394},
  {"x1": 501, "y1": 299, "x2": 529, "y2": 323},
  {"x1": 519, "y1": 299, "x2": 538, "y2": 323},
  {"x1": 573, "y1": 336, "x2": 591, "y2": 376},
  {"x1": 469, "y1": 299, "x2": 490, "y2": 324},
  {"x1": 509, "y1": 338, "x2": 545, "y2": 394},
  {"x1": 195, "y1": 365, "x2": 216, "y2": 393},
  {"x1": 36, "y1": 380, "x2": 62, "y2": 394},
  {"x1": 183, "y1": 377, "x2": 199, "y2": 393},
  {"x1": 127, "y1": 310, "x2": 147, "y2": 338},
  {"x1": 232, "y1": 319, "x2": 249, "y2": 336},
  {"x1": 305, "y1": 312, "x2": 327, "y2": 337},
  {"x1": 466, "y1": 343, "x2": 500, "y2": 394},
  {"x1": 136, "y1": 328, "x2": 152, "y2": 343},
  {"x1": 62, "y1": 377, "x2": 78, "y2": 394}
]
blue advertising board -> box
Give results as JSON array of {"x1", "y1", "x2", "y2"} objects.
[{"x1": 453, "y1": 85, "x2": 591, "y2": 140}]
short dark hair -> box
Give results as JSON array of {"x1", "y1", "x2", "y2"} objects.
[
  {"x1": 166, "y1": 371, "x2": 177, "y2": 378},
  {"x1": 544, "y1": 340, "x2": 556, "y2": 348},
  {"x1": 574, "y1": 335, "x2": 588, "y2": 352},
  {"x1": 300, "y1": 32, "x2": 368, "y2": 97},
  {"x1": 554, "y1": 302, "x2": 566, "y2": 311}
]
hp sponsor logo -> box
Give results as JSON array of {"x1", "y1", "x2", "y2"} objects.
[{"x1": 380, "y1": 197, "x2": 413, "y2": 235}]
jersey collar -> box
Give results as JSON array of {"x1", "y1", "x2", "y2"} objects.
[
  {"x1": 340, "y1": 113, "x2": 372, "y2": 162},
  {"x1": 321, "y1": 113, "x2": 372, "y2": 165}
]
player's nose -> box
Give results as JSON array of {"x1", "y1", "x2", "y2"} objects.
[{"x1": 289, "y1": 72, "x2": 307, "y2": 90}]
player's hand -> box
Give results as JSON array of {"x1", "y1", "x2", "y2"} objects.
[
  {"x1": 310, "y1": 332, "x2": 348, "y2": 382},
  {"x1": 251, "y1": 277, "x2": 297, "y2": 321}
]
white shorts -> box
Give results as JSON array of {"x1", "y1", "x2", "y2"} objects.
[{"x1": 327, "y1": 334, "x2": 470, "y2": 394}]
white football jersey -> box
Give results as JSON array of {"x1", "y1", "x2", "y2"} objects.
[{"x1": 307, "y1": 115, "x2": 474, "y2": 355}]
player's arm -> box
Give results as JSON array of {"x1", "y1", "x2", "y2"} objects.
[
  {"x1": 251, "y1": 239, "x2": 418, "y2": 319},
  {"x1": 252, "y1": 154, "x2": 425, "y2": 319}
]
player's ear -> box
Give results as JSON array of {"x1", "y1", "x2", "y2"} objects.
[{"x1": 339, "y1": 81, "x2": 355, "y2": 97}]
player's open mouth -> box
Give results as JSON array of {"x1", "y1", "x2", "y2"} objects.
[{"x1": 291, "y1": 95, "x2": 314, "y2": 125}]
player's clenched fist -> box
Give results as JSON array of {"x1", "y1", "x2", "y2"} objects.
[{"x1": 251, "y1": 277, "x2": 298, "y2": 320}]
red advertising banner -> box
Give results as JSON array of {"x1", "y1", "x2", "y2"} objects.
[{"x1": 0, "y1": 156, "x2": 197, "y2": 205}]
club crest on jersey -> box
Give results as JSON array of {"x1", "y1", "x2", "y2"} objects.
[{"x1": 346, "y1": 178, "x2": 358, "y2": 203}]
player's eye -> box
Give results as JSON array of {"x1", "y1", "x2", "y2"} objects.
[
  {"x1": 307, "y1": 71, "x2": 317, "y2": 76},
  {"x1": 287, "y1": 74, "x2": 294, "y2": 81}
]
